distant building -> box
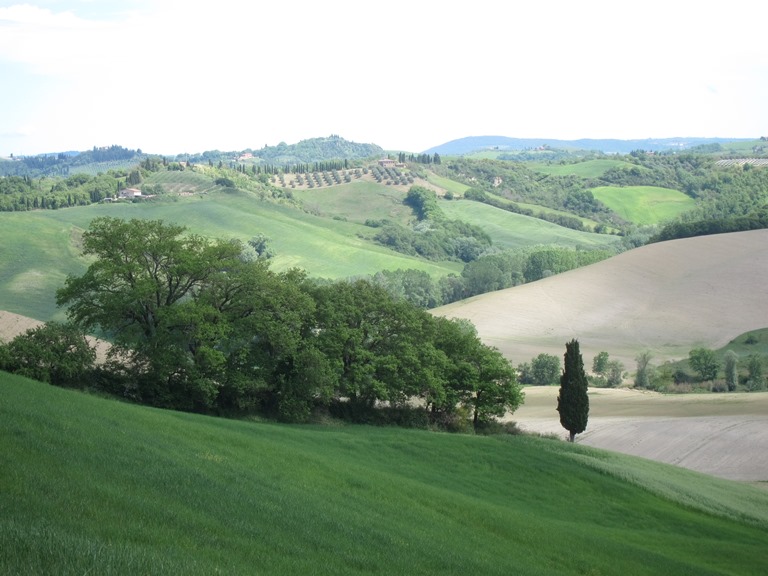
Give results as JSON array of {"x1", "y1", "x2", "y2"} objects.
[
  {"x1": 118, "y1": 188, "x2": 142, "y2": 199},
  {"x1": 378, "y1": 158, "x2": 395, "y2": 167}
]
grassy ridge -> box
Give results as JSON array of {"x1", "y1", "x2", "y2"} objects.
[
  {"x1": 2, "y1": 374, "x2": 767, "y2": 575},
  {"x1": 439, "y1": 200, "x2": 620, "y2": 249},
  {"x1": 591, "y1": 185, "x2": 696, "y2": 225}
]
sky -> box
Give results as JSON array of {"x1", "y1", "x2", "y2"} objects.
[{"x1": 1, "y1": 0, "x2": 766, "y2": 156}]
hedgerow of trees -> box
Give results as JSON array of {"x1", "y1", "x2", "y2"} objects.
[{"x1": 19, "y1": 217, "x2": 525, "y2": 429}]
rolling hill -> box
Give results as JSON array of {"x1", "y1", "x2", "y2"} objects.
[
  {"x1": 424, "y1": 135, "x2": 753, "y2": 156},
  {"x1": 432, "y1": 229, "x2": 768, "y2": 367},
  {"x1": 0, "y1": 189, "x2": 462, "y2": 321},
  {"x1": 2, "y1": 374, "x2": 767, "y2": 575}
]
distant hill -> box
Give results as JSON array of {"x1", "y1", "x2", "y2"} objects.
[
  {"x1": 0, "y1": 136, "x2": 384, "y2": 177},
  {"x1": 432, "y1": 229, "x2": 768, "y2": 367},
  {"x1": 184, "y1": 135, "x2": 384, "y2": 166},
  {"x1": 424, "y1": 135, "x2": 754, "y2": 156}
]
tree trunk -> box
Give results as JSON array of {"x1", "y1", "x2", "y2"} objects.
[{"x1": 569, "y1": 430, "x2": 576, "y2": 442}]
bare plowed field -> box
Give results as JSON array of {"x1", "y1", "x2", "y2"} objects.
[
  {"x1": 433, "y1": 229, "x2": 768, "y2": 367},
  {"x1": 511, "y1": 387, "x2": 768, "y2": 482}
]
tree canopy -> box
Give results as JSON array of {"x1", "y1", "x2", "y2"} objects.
[{"x1": 53, "y1": 217, "x2": 523, "y2": 428}]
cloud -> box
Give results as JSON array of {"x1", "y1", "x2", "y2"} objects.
[{"x1": 0, "y1": 0, "x2": 766, "y2": 154}]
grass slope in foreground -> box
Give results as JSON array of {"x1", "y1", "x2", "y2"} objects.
[{"x1": 2, "y1": 374, "x2": 767, "y2": 575}]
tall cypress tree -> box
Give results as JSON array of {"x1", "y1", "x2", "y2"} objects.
[{"x1": 557, "y1": 339, "x2": 589, "y2": 442}]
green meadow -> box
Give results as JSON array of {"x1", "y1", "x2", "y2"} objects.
[
  {"x1": 2, "y1": 373, "x2": 767, "y2": 575},
  {"x1": 424, "y1": 172, "x2": 471, "y2": 195},
  {"x1": 292, "y1": 181, "x2": 415, "y2": 224},
  {"x1": 439, "y1": 200, "x2": 621, "y2": 250},
  {"x1": 591, "y1": 185, "x2": 696, "y2": 225},
  {"x1": 0, "y1": 190, "x2": 461, "y2": 320},
  {"x1": 530, "y1": 159, "x2": 637, "y2": 178}
]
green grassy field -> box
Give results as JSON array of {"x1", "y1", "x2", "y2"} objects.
[
  {"x1": 2, "y1": 373, "x2": 767, "y2": 575},
  {"x1": 0, "y1": 191, "x2": 461, "y2": 320},
  {"x1": 0, "y1": 214, "x2": 87, "y2": 322},
  {"x1": 439, "y1": 199, "x2": 621, "y2": 250},
  {"x1": 591, "y1": 185, "x2": 696, "y2": 225},
  {"x1": 292, "y1": 181, "x2": 414, "y2": 224},
  {"x1": 530, "y1": 159, "x2": 637, "y2": 178},
  {"x1": 143, "y1": 170, "x2": 221, "y2": 194},
  {"x1": 424, "y1": 172, "x2": 470, "y2": 195}
]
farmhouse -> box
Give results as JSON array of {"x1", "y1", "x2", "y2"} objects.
[
  {"x1": 378, "y1": 158, "x2": 396, "y2": 167},
  {"x1": 118, "y1": 188, "x2": 142, "y2": 199}
]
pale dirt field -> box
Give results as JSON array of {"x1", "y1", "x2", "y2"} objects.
[
  {"x1": 0, "y1": 310, "x2": 43, "y2": 342},
  {"x1": 510, "y1": 386, "x2": 768, "y2": 482},
  {"x1": 434, "y1": 229, "x2": 768, "y2": 368},
  {"x1": 0, "y1": 310, "x2": 110, "y2": 361}
]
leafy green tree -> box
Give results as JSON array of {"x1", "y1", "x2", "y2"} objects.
[
  {"x1": 245, "y1": 233, "x2": 275, "y2": 260},
  {"x1": 747, "y1": 355, "x2": 765, "y2": 391},
  {"x1": 592, "y1": 351, "x2": 609, "y2": 375},
  {"x1": 56, "y1": 217, "x2": 245, "y2": 410},
  {"x1": 605, "y1": 360, "x2": 625, "y2": 388},
  {"x1": 530, "y1": 353, "x2": 560, "y2": 386},
  {"x1": 557, "y1": 339, "x2": 589, "y2": 442},
  {"x1": 634, "y1": 351, "x2": 654, "y2": 389},
  {"x1": 2, "y1": 322, "x2": 95, "y2": 386},
  {"x1": 688, "y1": 347, "x2": 719, "y2": 382},
  {"x1": 430, "y1": 317, "x2": 522, "y2": 430},
  {"x1": 724, "y1": 350, "x2": 738, "y2": 391}
]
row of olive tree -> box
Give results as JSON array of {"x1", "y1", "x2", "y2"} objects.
[{"x1": 2, "y1": 217, "x2": 523, "y2": 429}]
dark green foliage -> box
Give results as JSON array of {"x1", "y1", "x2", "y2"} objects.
[
  {"x1": 592, "y1": 351, "x2": 609, "y2": 374},
  {"x1": 523, "y1": 246, "x2": 612, "y2": 282},
  {"x1": 54, "y1": 218, "x2": 522, "y2": 427},
  {"x1": 605, "y1": 360, "x2": 625, "y2": 388},
  {"x1": 0, "y1": 145, "x2": 140, "y2": 177},
  {"x1": 688, "y1": 347, "x2": 719, "y2": 382},
  {"x1": 371, "y1": 268, "x2": 441, "y2": 308},
  {"x1": 634, "y1": 351, "x2": 654, "y2": 389},
  {"x1": 530, "y1": 353, "x2": 561, "y2": 385},
  {"x1": 372, "y1": 187, "x2": 492, "y2": 262},
  {"x1": 724, "y1": 350, "x2": 738, "y2": 391},
  {"x1": 434, "y1": 158, "x2": 613, "y2": 223},
  {"x1": 557, "y1": 339, "x2": 589, "y2": 442},
  {"x1": 746, "y1": 355, "x2": 765, "y2": 391},
  {"x1": 0, "y1": 322, "x2": 95, "y2": 386}
]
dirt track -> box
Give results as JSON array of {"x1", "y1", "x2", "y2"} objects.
[{"x1": 511, "y1": 387, "x2": 768, "y2": 482}]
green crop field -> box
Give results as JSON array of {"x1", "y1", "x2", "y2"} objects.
[
  {"x1": 0, "y1": 191, "x2": 461, "y2": 320},
  {"x1": 143, "y1": 170, "x2": 220, "y2": 194},
  {"x1": 424, "y1": 172, "x2": 470, "y2": 195},
  {"x1": 530, "y1": 159, "x2": 637, "y2": 178},
  {"x1": 0, "y1": 214, "x2": 87, "y2": 322},
  {"x1": 2, "y1": 374, "x2": 767, "y2": 575},
  {"x1": 292, "y1": 181, "x2": 414, "y2": 224},
  {"x1": 591, "y1": 185, "x2": 695, "y2": 225},
  {"x1": 439, "y1": 199, "x2": 621, "y2": 250}
]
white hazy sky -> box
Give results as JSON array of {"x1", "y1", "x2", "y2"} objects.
[{"x1": 1, "y1": 0, "x2": 766, "y2": 155}]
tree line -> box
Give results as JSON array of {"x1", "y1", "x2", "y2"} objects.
[{"x1": 0, "y1": 217, "x2": 523, "y2": 430}]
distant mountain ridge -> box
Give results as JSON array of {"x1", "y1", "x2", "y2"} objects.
[{"x1": 424, "y1": 135, "x2": 754, "y2": 155}]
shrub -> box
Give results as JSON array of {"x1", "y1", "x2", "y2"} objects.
[{"x1": 3, "y1": 322, "x2": 95, "y2": 387}]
